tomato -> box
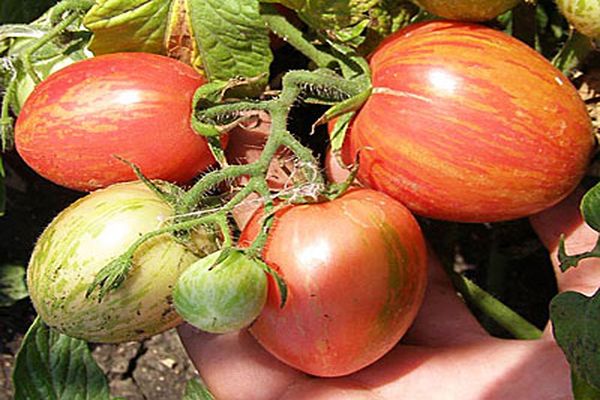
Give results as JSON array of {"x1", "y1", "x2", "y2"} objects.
[
  {"x1": 240, "y1": 189, "x2": 428, "y2": 377},
  {"x1": 27, "y1": 182, "x2": 217, "y2": 343},
  {"x1": 414, "y1": 0, "x2": 519, "y2": 21},
  {"x1": 345, "y1": 21, "x2": 594, "y2": 223},
  {"x1": 557, "y1": 0, "x2": 600, "y2": 38},
  {"x1": 15, "y1": 53, "x2": 216, "y2": 192},
  {"x1": 173, "y1": 249, "x2": 267, "y2": 334}
]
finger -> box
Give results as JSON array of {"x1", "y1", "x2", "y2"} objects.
[
  {"x1": 177, "y1": 324, "x2": 305, "y2": 400},
  {"x1": 402, "y1": 249, "x2": 488, "y2": 346},
  {"x1": 530, "y1": 187, "x2": 600, "y2": 296}
]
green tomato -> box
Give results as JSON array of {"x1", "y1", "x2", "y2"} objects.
[
  {"x1": 173, "y1": 249, "x2": 267, "y2": 334},
  {"x1": 414, "y1": 0, "x2": 520, "y2": 21},
  {"x1": 557, "y1": 0, "x2": 600, "y2": 38},
  {"x1": 27, "y1": 182, "x2": 217, "y2": 343}
]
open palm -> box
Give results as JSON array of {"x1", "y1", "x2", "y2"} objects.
[{"x1": 179, "y1": 179, "x2": 598, "y2": 400}]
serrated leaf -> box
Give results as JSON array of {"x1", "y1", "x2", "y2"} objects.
[
  {"x1": 182, "y1": 377, "x2": 215, "y2": 400},
  {"x1": 550, "y1": 289, "x2": 600, "y2": 391},
  {"x1": 0, "y1": 264, "x2": 27, "y2": 306},
  {"x1": 581, "y1": 182, "x2": 600, "y2": 233},
  {"x1": 13, "y1": 317, "x2": 110, "y2": 400},
  {"x1": 84, "y1": 0, "x2": 173, "y2": 55},
  {"x1": 187, "y1": 0, "x2": 272, "y2": 97}
]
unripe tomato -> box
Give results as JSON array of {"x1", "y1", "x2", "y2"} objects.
[
  {"x1": 27, "y1": 182, "x2": 217, "y2": 343},
  {"x1": 414, "y1": 0, "x2": 520, "y2": 21},
  {"x1": 346, "y1": 21, "x2": 594, "y2": 222},
  {"x1": 241, "y1": 189, "x2": 428, "y2": 377},
  {"x1": 173, "y1": 249, "x2": 268, "y2": 334},
  {"x1": 15, "y1": 53, "x2": 217, "y2": 191},
  {"x1": 557, "y1": 0, "x2": 600, "y2": 38}
]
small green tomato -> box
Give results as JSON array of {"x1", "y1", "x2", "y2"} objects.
[
  {"x1": 557, "y1": 0, "x2": 600, "y2": 38},
  {"x1": 173, "y1": 249, "x2": 268, "y2": 334}
]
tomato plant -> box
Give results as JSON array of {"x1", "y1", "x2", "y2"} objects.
[
  {"x1": 344, "y1": 21, "x2": 594, "y2": 223},
  {"x1": 14, "y1": 52, "x2": 217, "y2": 191},
  {"x1": 173, "y1": 249, "x2": 268, "y2": 334},
  {"x1": 414, "y1": 0, "x2": 520, "y2": 21},
  {"x1": 27, "y1": 181, "x2": 217, "y2": 343},
  {"x1": 239, "y1": 189, "x2": 428, "y2": 377}
]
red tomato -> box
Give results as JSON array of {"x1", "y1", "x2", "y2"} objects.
[
  {"x1": 240, "y1": 189, "x2": 428, "y2": 377},
  {"x1": 346, "y1": 21, "x2": 594, "y2": 222},
  {"x1": 15, "y1": 53, "x2": 216, "y2": 191}
]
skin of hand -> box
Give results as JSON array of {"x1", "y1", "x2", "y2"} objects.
[{"x1": 178, "y1": 128, "x2": 599, "y2": 399}]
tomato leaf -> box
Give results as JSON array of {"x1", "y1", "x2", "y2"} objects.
[
  {"x1": 572, "y1": 370, "x2": 600, "y2": 400},
  {"x1": 187, "y1": 0, "x2": 273, "y2": 97},
  {"x1": 263, "y1": 0, "x2": 417, "y2": 53},
  {"x1": 550, "y1": 289, "x2": 600, "y2": 392},
  {"x1": 182, "y1": 377, "x2": 215, "y2": 400},
  {"x1": 581, "y1": 182, "x2": 600, "y2": 233},
  {"x1": 0, "y1": 264, "x2": 28, "y2": 306},
  {"x1": 12, "y1": 317, "x2": 110, "y2": 400},
  {"x1": 84, "y1": 0, "x2": 173, "y2": 55}
]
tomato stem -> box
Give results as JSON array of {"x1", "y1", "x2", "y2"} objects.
[
  {"x1": 451, "y1": 273, "x2": 543, "y2": 340},
  {"x1": 21, "y1": 12, "x2": 81, "y2": 84},
  {"x1": 259, "y1": 3, "x2": 339, "y2": 69}
]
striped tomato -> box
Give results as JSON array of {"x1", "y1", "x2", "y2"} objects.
[
  {"x1": 27, "y1": 182, "x2": 217, "y2": 343},
  {"x1": 346, "y1": 21, "x2": 594, "y2": 222},
  {"x1": 15, "y1": 53, "x2": 215, "y2": 191},
  {"x1": 241, "y1": 189, "x2": 428, "y2": 377},
  {"x1": 557, "y1": 0, "x2": 600, "y2": 38}
]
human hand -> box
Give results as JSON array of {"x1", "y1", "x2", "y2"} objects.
[{"x1": 177, "y1": 188, "x2": 599, "y2": 400}]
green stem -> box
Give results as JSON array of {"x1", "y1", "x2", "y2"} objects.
[
  {"x1": 21, "y1": 12, "x2": 81, "y2": 84},
  {"x1": 453, "y1": 274, "x2": 543, "y2": 340},
  {"x1": 259, "y1": 3, "x2": 338, "y2": 69},
  {"x1": 1, "y1": 71, "x2": 16, "y2": 151},
  {"x1": 552, "y1": 30, "x2": 594, "y2": 76}
]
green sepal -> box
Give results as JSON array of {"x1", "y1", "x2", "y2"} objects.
[
  {"x1": 256, "y1": 257, "x2": 288, "y2": 309},
  {"x1": 329, "y1": 111, "x2": 354, "y2": 153}
]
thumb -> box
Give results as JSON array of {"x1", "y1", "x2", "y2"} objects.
[{"x1": 530, "y1": 187, "x2": 600, "y2": 296}]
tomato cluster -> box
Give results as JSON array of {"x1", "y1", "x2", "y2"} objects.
[{"x1": 16, "y1": 6, "x2": 594, "y2": 381}]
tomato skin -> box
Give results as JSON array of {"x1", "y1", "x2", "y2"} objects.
[
  {"x1": 15, "y1": 53, "x2": 215, "y2": 192},
  {"x1": 240, "y1": 189, "x2": 428, "y2": 377},
  {"x1": 414, "y1": 0, "x2": 519, "y2": 21},
  {"x1": 27, "y1": 182, "x2": 217, "y2": 343},
  {"x1": 348, "y1": 21, "x2": 594, "y2": 222},
  {"x1": 557, "y1": 0, "x2": 600, "y2": 38}
]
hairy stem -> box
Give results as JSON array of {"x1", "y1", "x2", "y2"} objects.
[{"x1": 259, "y1": 3, "x2": 338, "y2": 69}]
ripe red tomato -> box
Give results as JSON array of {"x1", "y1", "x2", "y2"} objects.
[
  {"x1": 240, "y1": 189, "x2": 428, "y2": 377},
  {"x1": 15, "y1": 53, "x2": 216, "y2": 191},
  {"x1": 345, "y1": 21, "x2": 594, "y2": 222}
]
